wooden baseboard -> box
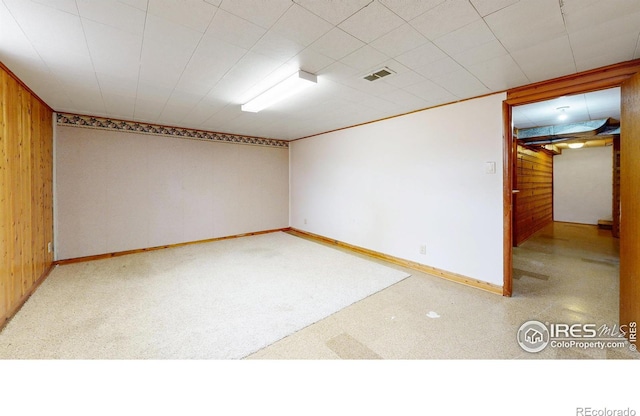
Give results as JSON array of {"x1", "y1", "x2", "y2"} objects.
[
  {"x1": 55, "y1": 228, "x2": 292, "y2": 266},
  {"x1": 288, "y1": 228, "x2": 503, "y2": 296},
  {"x1": 0, "y1": 263, "x2": 56, "y2": 332}
]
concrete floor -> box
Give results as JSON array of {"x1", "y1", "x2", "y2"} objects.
[{"x1": 248, "y1": 222, "x2": 639, "y2": 359}]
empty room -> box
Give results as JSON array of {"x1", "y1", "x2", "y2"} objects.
[{"x1": 2, "y1": 0, "x2": 640, "y2": 412}]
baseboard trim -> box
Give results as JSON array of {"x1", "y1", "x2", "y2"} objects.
[
  {"x1": 288, "y1": 228, "x2": 503, "y2": 296},
  {"x1": 55, "y1": 228, "x2": 292, "y2": 266},
  {"x1": 0, "y1": 263, "x2": 56, "y2": 332}
]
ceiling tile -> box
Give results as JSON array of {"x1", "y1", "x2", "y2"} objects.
[
  {"x1": 469, "y1": 0, "x2": 519, "y2": 17},
  {"x1": 270, "y1": 4, "x2": 334, "y2": 46},
  {"x1": 510, "y1": 34, "x2": 576, "y2": 82},
  {"x1": 433, "y1": 19, "x2": 496, "y2": 56},
  {"x1": 484, "y1": 0, "x2": 566, "y2": 52},
  {"x1": 568, "y1": 12, "x2": 640, "y2": 71},
  {"x1": 204, "y1": 9, "x2": 266, "y2": 50},
  {"x1": 180, "y1": 99, "x2": 227, "y2": 127},
  {"x1": 340, "y1": 76, "x2": 398, "y2": 96},
  {"x1": 370, "y1": 23, "x2": 428, "y2": 57},
  {"x1": 96, "y1": 72, "x2": 138, "y2": 98},
  {"x1": 175, "y1": 38, "x2": 247, "y2": 95},
  {"x1": 147, "y1": 0, "x2": 217, "y2": 33},
  {"x1": 219, "y1": 0, "x2": 293, "y2": 29},
  {"x1": 562, "y1": 0, "x2": 640, "y2": 33},
  {"x1": 77, "y1": 0, "x2": 146, "y2": 35},
  {"x1": 119, "y1": 0, "x2": 149, "y2": 11},
  {"x1": 82, "y1": 20, "x2": 143, "y2": 77},
  {"x1": 409, "y1": 0, "x2": 481, "y2": 40},
  {"x1": 466, "y1": 54, "x2": 529, "y2": 90},
  {"x1": 31, "y1": 0, "x2": 78, "y2": 15},
  {"x1": 250, "y1": 31, "x2": 306, "y2": 62},
  {"x1": 414, "y1": 57, "x2": 465, "y2": 80},
  {"x1": 376, "y1": 88, "x2": 429, "y2": 109},
  {"x1": 381, "y1": 69, "x2": 426, "y2": 88},
  {"x1": 338, "y1": 1, "x2": 405, "y2": 43},
  {"x1": 451, "y1": 39, "x2": 508, "y2": 67},
  {"x1": 340, "y1": 45, "x2": 389, "y2": 72},
  {"x1": 318, "y1": 61, "x2": 361, "y2": 82},
  {"x1": 430, "y1": 68, "x2": 490, "y2": 99},
  {"x1": 287, "y1": 48, "x2": 335, "y2": 74},
  {"x1": 4, "y1": 0, "x2": 87, "y2": 52},
  {"x1": 138, "y1": 15, "x2": 203, "y2": 89},
  {"x1": 378, "y1": 0, "x2": 445, "y2": 21},
  {"x1": 395, "y1": 41, "x2": 447, "y2": 68},
  {"x1": 293, "y1": 0, "x2": 372, "y2": 25},
  {"x1": 1, "y1": 0, "x2": 634, "y2": 140},
  {"x1": 310, "y1": 28, "x2": 365, "y2": 60},
  {"x1": 571, "y1": 30, "x2": 639, "y2": 72},
  {"x1": 102, "y1": 93, "x2": 136, "y2": 119},
  {"x1": 405, "y1": 79, "x2": 458, "y2": 104}
]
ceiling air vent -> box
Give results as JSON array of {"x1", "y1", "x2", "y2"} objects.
[{"x1": 364, "y1": 67, "x2": 395, "y2": 81}]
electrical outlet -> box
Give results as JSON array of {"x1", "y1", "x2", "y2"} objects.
[
  {"x1": 419, "y1": 244, "x2": 426, "y2": 255},
  {"x1": 47, "y1": 242, "x2": 52, "y2": 253}
]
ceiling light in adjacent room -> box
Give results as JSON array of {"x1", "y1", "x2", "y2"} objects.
[
  {"x1": 241, "y1": 70, "x2": 317, "y2": 113},
  {"x1": 556, "y1": 106, "x2": 570, "y2": 121},
  {"x1": 568, "y1": 142, "x2": 585, "y2": 149}
]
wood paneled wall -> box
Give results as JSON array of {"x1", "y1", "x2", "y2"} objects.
[
  {"x1": 514, "y1": 145, "x2": 553, "y2": 246},
  {"x1": 1, "y1": 62, "x2": 54, "y2": 329},
  {"x1": 612, "y1": 136, "x2": 621, "y2": 238}
]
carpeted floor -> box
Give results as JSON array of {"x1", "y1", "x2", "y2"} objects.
[{"x1": 0, "y1": 232, "x2": 409, "y2": 359}]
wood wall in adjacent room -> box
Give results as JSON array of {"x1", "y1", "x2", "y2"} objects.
[
  {"x1": 612, "y1": 136, "x2": 621, "y2": 238},
  {"x1": 514, "y1": 145, "x2": 553, "y2": 246},
  {"x1": 0, "y1": 62, "x2": 54, "y2": 329}
]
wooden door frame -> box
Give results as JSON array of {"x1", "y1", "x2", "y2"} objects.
[{"x1": 502, "y1": 59, "x2": 640, "y2": 297}]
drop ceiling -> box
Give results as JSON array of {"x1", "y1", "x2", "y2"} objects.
[{"x1": 1, "y1": 0, "x2": 639, "y2": 140}]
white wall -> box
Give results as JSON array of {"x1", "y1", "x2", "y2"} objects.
[
  {"x1": 554, "y1": 146, "x2": 612, "y2": 225},
  {"x1": 290, "y1": 93, "x2": 506, "y2": 287},
  {"x1": 55, "y1": 126, "x2": 289, "y2": 260}
]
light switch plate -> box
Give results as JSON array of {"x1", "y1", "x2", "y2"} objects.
[{"x1": 485, "y1": 161, "x2": 496, "y2": 174}]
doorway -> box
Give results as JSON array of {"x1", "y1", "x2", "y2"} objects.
[{"x1": 502, "y1": 59, "x2": 640, "y2": 333}]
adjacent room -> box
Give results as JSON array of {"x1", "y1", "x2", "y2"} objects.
[{"x1": 2, "y1": 0, "x2": 640, "y2": 365}]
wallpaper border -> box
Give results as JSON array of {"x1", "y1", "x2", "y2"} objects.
[{"x1": 56, "y1": 113, "x2": 289, "y2": 148}]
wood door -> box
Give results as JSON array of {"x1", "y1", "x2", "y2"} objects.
[{"x1": 620, "y1": 71, "x2": 640, "y2": 335}]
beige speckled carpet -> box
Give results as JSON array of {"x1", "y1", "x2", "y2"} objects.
[{"x1": 0, "y1": 232, "x2": 409, "y2": 359}]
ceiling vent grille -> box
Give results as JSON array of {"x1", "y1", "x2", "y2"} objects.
[{"x1": 364, "y1": 67, "x2": 395, "y2": 81}]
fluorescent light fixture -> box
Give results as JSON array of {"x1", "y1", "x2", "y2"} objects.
[
  {"x1": 568, "y1": 142, "x2": 585, "y2": 149},
  {"x1": 241, "y1": 70, "x2": 317, "y2": 113}
]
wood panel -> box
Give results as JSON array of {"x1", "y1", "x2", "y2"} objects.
[
  {"x1": 0, "y1": 62, "x2": 54, "y2": 329},
  {"x1": 620, "y1": 71, "x2": 640, "y2": 339},
  {"x1": 612, "y1": 136, "x2": 621, "y2": 238},
  {"x1": 513, "y1": 145, "x2": 553, "y2": 246}
]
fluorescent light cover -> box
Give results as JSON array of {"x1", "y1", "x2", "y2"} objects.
[
  {"x1": 568, "y1": 142, "x2": 585, "y2": 149},
  {"x1": 241, "y1": 70, "x2": 317, "y2": 112}
]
